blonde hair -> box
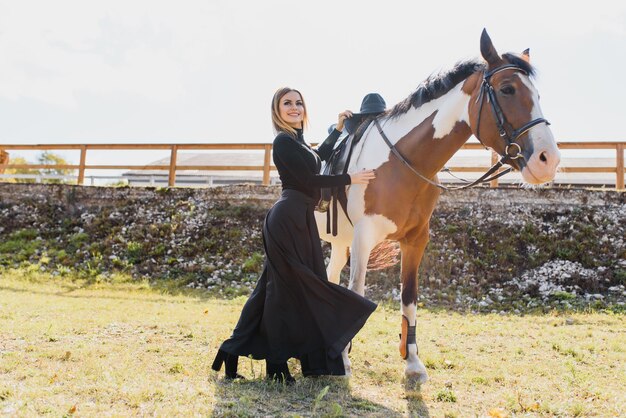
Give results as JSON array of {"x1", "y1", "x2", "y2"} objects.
[{"x1": 271, "y1": 87, "x2": 308, "y2": 137}]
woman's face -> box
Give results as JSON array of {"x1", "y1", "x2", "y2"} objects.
[{"x1": 278, "y1": 91, "x2": 305, "y2": 129}]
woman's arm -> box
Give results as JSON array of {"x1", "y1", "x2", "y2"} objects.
[
  {"x1": 275, "y1": 137, "x2": 351, "y2": 188},
  {"x1": 316, "y1": 129, "x2": 342, "y2": 162},
  {"x1": 316, "y1": 110, "x2": 353, "y2": 161}
]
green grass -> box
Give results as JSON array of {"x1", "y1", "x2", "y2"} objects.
[{"x1": 0, "y1": 271, "x2": 624, "y2": 417}]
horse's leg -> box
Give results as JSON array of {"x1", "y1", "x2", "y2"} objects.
[
  {"x1": 327, "y1": 245, "x2": 349, "y2": 285},
  {"x1": 348, "y1": 221, "x2": 381, "y2": 297},
  {"x1": 399, "y1": 234, "x2": 429, "y2": 384},
  {"x1": 340, "y1": 220, "x2": 383, "y2": 376}
]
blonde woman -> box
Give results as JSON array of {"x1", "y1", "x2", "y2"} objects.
[{"x1": 212, "y1": 87, "x2": 377, "y2": 383}]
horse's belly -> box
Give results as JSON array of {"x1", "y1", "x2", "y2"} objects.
[{"x1": 315, "y1": 207, "x2": 354, "y2": 246}]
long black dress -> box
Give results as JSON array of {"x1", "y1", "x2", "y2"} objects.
[{"x1": 214, "y1": 128, "x2": 377, "y2": 376}]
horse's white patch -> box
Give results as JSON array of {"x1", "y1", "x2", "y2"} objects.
[
  {"x1": 349, "y1": 84, "x2": 471, "y2": 176},
  {"x1": 339, "y1": 183, "x2": 398, "y2": 295},
  {"x1": 315, "y1": 204, "x2": 354, "y2": 246},
  {"x1": 347, "y1": 212, "x2": 397, "y2": 296},
  {"x1": 341, "y1": 347, "x2": 352, "y2": 377},
  {"x1": 432, "y1": 85, "x2": 471, "y2": 138}
]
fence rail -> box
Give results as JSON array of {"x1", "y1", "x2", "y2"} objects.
[{"x1": 1, "y1": 141, "x2": 624, "y2": 190}]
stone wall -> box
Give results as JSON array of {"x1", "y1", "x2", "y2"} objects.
[
  {"x1": 1, "y1": 183, "x2": 624, "y2": 312},
  {"x1": 1, "y1": 182, "x2": 622, "y2": 211}
]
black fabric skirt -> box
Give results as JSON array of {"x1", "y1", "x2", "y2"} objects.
[{"x1": 217, "y1": 189, "x2": 377, "y2": 376}]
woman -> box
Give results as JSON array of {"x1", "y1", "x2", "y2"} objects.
[{"x1": 212, "y1": 87, "x2": 377, "y2": 383}]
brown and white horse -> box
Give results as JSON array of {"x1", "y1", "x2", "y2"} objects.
[{"x1": 315, "y1": 29, "x2": 560, "y2": 383}]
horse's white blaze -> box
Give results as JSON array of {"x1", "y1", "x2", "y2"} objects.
[
  {"x1": 519, "y1": 76, "x2": 561, "y2": 184},
  {"x1": 402, "y1": 302, "x2": 428, "y2": 383}
]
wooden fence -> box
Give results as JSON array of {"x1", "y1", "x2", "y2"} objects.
[{"x1": 0, "y1": 141, "x2": 624, "y2": 190}]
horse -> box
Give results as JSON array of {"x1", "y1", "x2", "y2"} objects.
[{"x1": 315, "y1": 29, "x2": 560, "y2": 383}]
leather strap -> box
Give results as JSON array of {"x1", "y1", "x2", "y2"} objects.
[{"x1": 375, "y1": 119, "x2": 511, "y2": 191}]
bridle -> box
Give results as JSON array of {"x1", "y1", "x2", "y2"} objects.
[
  {"x1": 375, "y1": 63, "x2": 550, "y2": 191},
  {"x1": 475, "y1": 64, "x2": 550, "y2": 163}
]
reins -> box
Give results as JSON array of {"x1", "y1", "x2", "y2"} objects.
[
  {"x1": 375, "y1": 119, "x2": 509, "y2": 191},
  {"x1": 374, "y1": 64, "x2": 550, "y2": 191}
]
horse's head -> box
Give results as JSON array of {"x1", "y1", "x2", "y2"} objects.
[{"x1": 467, "y1": 29, "x2": 560, "y2": 185}]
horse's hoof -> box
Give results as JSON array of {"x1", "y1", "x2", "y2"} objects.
[
  {"x1": 405, "y1": 370, "x2": 428, "y2": 386},
  {"x1": 341, "y1": 347, "x2": 352, "y2": 377},
  {"x1": 343, "y1": 364, "x2": 352, "y2": 377}
]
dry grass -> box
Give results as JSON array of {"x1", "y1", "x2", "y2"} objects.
[{"x1": 1, "y1": 272, "x2": 624, "y2": 417}]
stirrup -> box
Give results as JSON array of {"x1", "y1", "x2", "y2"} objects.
[{"x1": 398, "y1": 315, "x2": 416, "y2": 360}]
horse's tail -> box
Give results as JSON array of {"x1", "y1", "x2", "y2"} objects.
[{"x1": 367, "y1": 240, "x2": 400, "y2": 270}]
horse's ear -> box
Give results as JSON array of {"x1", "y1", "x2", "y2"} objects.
[
  {"x1": 480, "y1": 28, "x2": 500, "y2": 66},
  {"x1": 521, "y1": 48, "x2": 531, "y2": 63}
]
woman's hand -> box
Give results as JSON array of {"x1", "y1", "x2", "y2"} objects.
[
  {"x1": 350, "y1": 169, "x2": 376, "y2": 185},
  {"x1": 336, "y1": 110, "x2": 353, "y2": 132}
]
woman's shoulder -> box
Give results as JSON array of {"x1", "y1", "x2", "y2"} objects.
[{"x1": 273, "y1": 132, "x2": 297, "y2": 148}]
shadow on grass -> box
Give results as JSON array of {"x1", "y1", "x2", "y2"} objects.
[
  {"x1": 404, "y1": 380, "x2": 430, "y2": 418},
  {"x1": 210, "y1": 373, "x2": 413, "y2": 417}
]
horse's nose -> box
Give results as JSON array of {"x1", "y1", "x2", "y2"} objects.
[
  {"x1": 523, "y1": 145, "x2": 560, "y2": 184},
  {"x1": 534, "y1": 147, "x2": 561, "y2": 178},
  {"x1": 539, "y1": 148, "x2": 561, "y2": 169}
]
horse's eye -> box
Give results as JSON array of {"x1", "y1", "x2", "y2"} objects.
[{"x1": 500, "y1": 85, "x2": 515, "y2": 96}]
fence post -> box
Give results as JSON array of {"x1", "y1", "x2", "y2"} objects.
[
  {"x1": 0, "y1": 150, "x2": 8, "y2": 174},
  {"x1": 263, "y1": 144, "x2": 272, "y2": 186},
  {"x1": 77, "y1": 146, "x2": 87, "y2": 185},
  {"x1": 617, "y1": 143, "x2": 624, "y2": 190},
  {"x1": 490, "y1": 150, "x2": 499, "y2": 187},
  {"x1": 168, "y1": 145, "x2": 178, "y2": 187}
]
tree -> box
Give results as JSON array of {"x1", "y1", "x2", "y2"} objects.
[
  {"x1": 2, "y1": 152, "x2": 75, "y2": 184},
  {"x1": 37, "y1": 151, "x2": 76, "y2": 184},
  {"x1": 2, "y1": 156, "x2": 37, "y2": 183}
]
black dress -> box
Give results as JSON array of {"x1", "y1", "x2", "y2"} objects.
[{"x1": 215, "y1": 128, "x2": 377, "y2": 376}]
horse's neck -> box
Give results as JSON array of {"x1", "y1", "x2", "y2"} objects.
[{"x1": 379, "y1": 84, "x2": 473, "y2": 175}]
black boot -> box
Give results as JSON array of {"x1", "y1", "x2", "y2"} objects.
[
  {"x1": 266, "y1": 360, "x2": 295, "y2": 384},
  {"x1": 212, "y1": 349, "x2": 244, "y2": 379}
]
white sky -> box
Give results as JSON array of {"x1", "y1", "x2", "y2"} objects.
[{"x1": 1, "y1": 0, "x2": 625, "y2": 152}]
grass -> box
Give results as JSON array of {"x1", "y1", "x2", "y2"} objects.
[{"x1": 0, "y1": 271, "x2": 624, "y2": 417}]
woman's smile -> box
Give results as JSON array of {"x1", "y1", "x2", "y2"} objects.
[{"x1": 279, "y1": 91, "x2": 305, "y2": 128}]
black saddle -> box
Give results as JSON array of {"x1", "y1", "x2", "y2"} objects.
[{"x1": 317, "y1": 117, "x2": 376, "y2": 236}]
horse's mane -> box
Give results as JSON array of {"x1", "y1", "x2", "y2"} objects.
[{"x1": 386, "y1": 53, "x2": 536, "y2": 119}]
